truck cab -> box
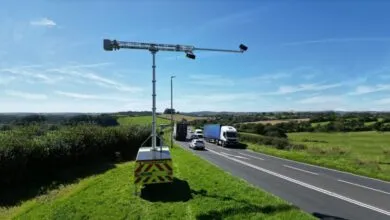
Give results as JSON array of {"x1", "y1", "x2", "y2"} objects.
[{"x1": 219, "y1": 126, "x2": 238, "y2": 147}]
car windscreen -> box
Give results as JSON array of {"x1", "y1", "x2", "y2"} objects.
[{"x1": 226, "y1": 132, "x2": 237, "y2": 137}]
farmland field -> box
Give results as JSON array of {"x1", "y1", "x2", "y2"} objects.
[
  {"x1": 158, "y1": 114, "x2": 209, "y2": 122},
  {"x1": 1, "y1": 134, "x2": 313, "y2": 220},
  {"x1": 243, "y1": 118, "x2": 310, "y2": 125},
  {"x1": 117, "y1": 115, "x2": 171, "y2": 125},
  {"x1": 245, "y1": 131, "x2": 390, "y2": 181}
]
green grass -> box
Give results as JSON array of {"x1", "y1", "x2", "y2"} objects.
[
  {"x1": 245, "y1": 132, "x2": 390, "y2": 181},
  {"x1": 2, "y1": 143, "x2": 314, "y2": 220},
  {"x1": 117, "y1": 115, "x2": 171, "y2": 125},
  {"x1": 310, "y1": 121, "x2": 329, "y2": 127},
  {"x1": 158, "y1": 114, "x2": 208, "y2": 122}
]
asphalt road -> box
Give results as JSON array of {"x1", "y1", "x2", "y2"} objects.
[{"x1": 176, "y1": 139, "x2": 390, "y2": 220}]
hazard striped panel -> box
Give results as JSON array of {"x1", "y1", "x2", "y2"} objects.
[{"x1": 134, "y1": 160, "x2": 173, "y2": 185}]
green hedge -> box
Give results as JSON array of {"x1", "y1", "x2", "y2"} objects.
[
  {"x1": 0, "y1": 124, "x2": 155, "y2": 187},
  {"x1": 238, "y1": 132, "x2": 306, "y2": 150}
]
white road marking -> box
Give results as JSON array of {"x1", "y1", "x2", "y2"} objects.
[
  {"x1": 244, "y1": 149, "x2": 390, "y2": 184},
  {"x1": 338, "y1": 179, "x2": 390, "y2": 195},
  {"x1": 238, "y1": 152, "x2": 265, "y2": 160},
  {"x1": 220, "y1": 152, "x2": 250, "y2": 160},
  {"x1": 283, "y1": 165, "x2": 319, "y2": 176},
  {"x1": 207, "y1": 148, "x2": 390, "y2": 216}
]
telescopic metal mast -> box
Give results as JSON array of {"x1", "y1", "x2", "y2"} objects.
[{"x1": 103, "y1": 39, "x2": 248, "y2": 151}]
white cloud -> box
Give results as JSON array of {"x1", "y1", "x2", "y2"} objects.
[
  {"x1": 373, "y1": 98, "x2": 390, "y2": 105},
  {"x1": 282, "y1": 37, "x2": 390, "y2": 46},
  {"x1": 0, "y1": 67, "x2": 63, "y2": 84},
  {"x1": 348, "y1": 84, "x2": 390, "y2": 95},
  {"x1": 5, "y1": 90, "x2": 47, "y2": 100},
  {"x1": 55, "y1": 91, "x2": 134, "y2": 102},
  {"x1": 271, "y1": 83, "x2": 342, "y2": 95},
  {"x1": 253, "y1": 72, "x2": 291, "y2": 81},
  {"x1": 0, "y1": 76, "x2": 16, "y2": 85},
  {"x1": 30, "y1": 18, "x2": 56, "y2": 27},
  {"x1": 188, "y1": 74, "x2": 235, "y2": 86},
  {"x1": 48, "y1": 67, "x2": 143, "y2": 92},
  {"x1": 298, "y1": 95, "x2": 343, "y2": 104}
]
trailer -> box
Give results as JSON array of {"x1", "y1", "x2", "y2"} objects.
[
  {"x1": 203, "y1": 124, "x2": 239, "y2": 147},
  {"x1": 173, "y1": 120, "x2": 188, "y2": 141}
]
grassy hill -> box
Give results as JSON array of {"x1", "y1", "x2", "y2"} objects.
[
  {"x1": 158, "y1": 114, "x2": 209, "y2": 122},
  {"x1": 117, "y1": 115, "x2": 171, "y2": 125},
  {"x1": 242, "y1": 118, "x2": 310, "y2": 125}
]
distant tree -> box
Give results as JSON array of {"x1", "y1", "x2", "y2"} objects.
[{"x1": 164, "y1": 108, "x2": 176, "y2": 114}]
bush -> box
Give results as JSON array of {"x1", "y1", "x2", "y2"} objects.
[
  {"x1": 0, "y1": 124, "x2": 152, "y2": 187},
  {"x1": 238, "y1": 132, "x2": 301, "y2": 150}
]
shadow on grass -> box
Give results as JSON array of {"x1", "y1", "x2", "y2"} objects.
[
  {"x1": 196, "y1": 204, "x2": 295, "y2": 220},
  {"x1": 191, "y1": 189, "x2": 298, "y2": 219},
  {"x1": 0, "y1": 162, "x2": 116, "y2": 207},
  {"x1": 140, "y1": 178, "x2": 192, "y2": 202},
  {"x1": 313, "y1": 212, "x2": 349, "y2": 220}
]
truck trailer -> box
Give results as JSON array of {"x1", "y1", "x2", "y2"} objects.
[
  {"x1": 173, "y1": 121, "x2": 188, "y2": 141},
  {"x1": 203, "y1": 124, "x2": 239, "y2": 147}
]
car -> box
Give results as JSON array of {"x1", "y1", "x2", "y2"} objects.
[
  {"x1": 189, "y1": 134, "x2": 198, "y2": 140},
  {"x1": 189, "y1": 139, "x2": 205, "y2": 150}
]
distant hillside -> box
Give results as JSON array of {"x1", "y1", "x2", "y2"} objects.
[{"x1": 158, "y1": 114, "x2": 209, "y2": 121}]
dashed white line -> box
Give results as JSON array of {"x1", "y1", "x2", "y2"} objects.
[
  {"x1": 338, "y1": 179, "x2": 390, "y2": 195},
  {"x1": 283, "y1": 165, "x2": 319, "y2": 176},
  {"x1": 220, "y1": 151, "x2": 250, "y2": 160},
  {"x1": 207, "y1": 148, "x2": 390, "y2": 216},
  {"x1": 244, "y1": 149, "x2": 390, "y2": 184},
  {"x1": 238, "y1": 152, "x2": 265, "y2": 160}
]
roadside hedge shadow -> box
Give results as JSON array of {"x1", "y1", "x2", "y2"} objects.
[
  {"x1": 0, "y1": 162, "x2": 116, "y2": 207},
  {"x1": 191, "y1": 189, "x2": 298, "y2": 219},
  {"x1": 313, "y1": 212, "x2": 349, "y2": 220},
  {"x1": 140, "y1": 178, "x2": 192, "y2": 202}
]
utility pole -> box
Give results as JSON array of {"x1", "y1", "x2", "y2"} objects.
[{"x1": 171, "y1": 75, "x2": 175, "y2": 148}]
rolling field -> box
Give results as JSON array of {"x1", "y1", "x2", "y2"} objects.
[
  {"x1": 243, "y1": 118, "x2": 310, "y2": 125},
  {"x1": 158, "y1": 114, "x2": 209, "y2": 122},
  {"x1": 245, "y1": 131, "x2": 390, "y2": 181},
  {"x1": 2, "y1": 140, "x2": 313, "y2": 220},
  {"x1": 117, "y1": 115, "x2": 171, "y2": 125}
]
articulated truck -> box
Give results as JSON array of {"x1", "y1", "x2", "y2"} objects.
[
  {"x1": 203, "y1": 124, "x2": 239, "y2": 147},
  {"x1": 173, "y1": 121, "x2": 188, "y2": 141}
]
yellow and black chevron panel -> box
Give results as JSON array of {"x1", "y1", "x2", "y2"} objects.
[
  {"x1": 134, "y1": 175, "x2": 173, "y2": 185},
  {"x1": 134, "y1": 160, "x2": 173, "y2": 185}
]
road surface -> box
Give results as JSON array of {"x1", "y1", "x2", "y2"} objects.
[{"x1": 176, "y1": 139, "x2": 390, "y2": 220}]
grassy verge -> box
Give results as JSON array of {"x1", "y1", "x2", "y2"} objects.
[
  {"x1": 244, "y1": 132, "x2": 390, "y2": 182},
  {"x1": 117, "y1": 115, "x2": 171, "y2": 125},
  {"x1": 2, "y1": 144, "x2": 314, "y2": 219}
]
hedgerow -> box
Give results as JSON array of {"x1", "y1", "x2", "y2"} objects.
[
  {"x1": 0, "y1": 124, "x2": 155, "y2": 187},
  {"x1": 238, "y1": 132, "x2": 306, "y2": 150}
]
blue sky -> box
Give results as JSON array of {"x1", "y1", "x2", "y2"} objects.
[{"x1": 1, "y1": 0, "x2": 390, "y2": 113}]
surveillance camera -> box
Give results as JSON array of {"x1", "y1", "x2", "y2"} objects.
[
  {"x1": 239, "y1": 44, "x2": 248, "y2": 51},
  {"x1": 186, "y1": 53, "x2": 196, "y2": 59},
  {"x1": 103, "y1": 39, "x2": 113, "y2": 51}
]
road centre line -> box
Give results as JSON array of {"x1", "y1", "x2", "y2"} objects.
[
  {"x1": 338, "y1": 179, "x2": 390, "y2": 196},
  {"x1": 238, "y1": 152, "x2": 265, "y2": 160},
  {"x1": 283, "y1": 165, "x2": 319, "y2": 176}
]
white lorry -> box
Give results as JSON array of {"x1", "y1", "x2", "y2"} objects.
[{"x1": 203, "y1": 124, "x2": 239, "y2": 147}]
